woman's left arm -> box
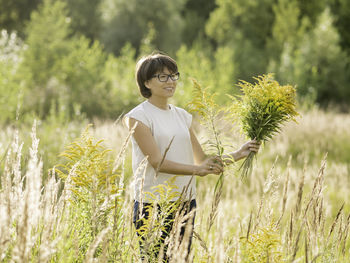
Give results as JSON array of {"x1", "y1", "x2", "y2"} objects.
[
  {"x1": 189, "y1": 126, "x2": 208, "y2": 164},
  {"x1": 189, "y1": 125, "x2": 260, "y2": 166},
  {"x1": 223, "y1": 140, "x2": 261, "y2": 165}
]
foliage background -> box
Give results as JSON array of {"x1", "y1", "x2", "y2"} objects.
[{"x1": 1, "y1": 0, "x2": 350, "y2": 124}]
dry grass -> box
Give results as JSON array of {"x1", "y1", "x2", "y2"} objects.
[{"x1": 0, "y1": 108, "x2": 350, "y2": 262}]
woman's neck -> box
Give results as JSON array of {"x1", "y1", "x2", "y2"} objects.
[{"x1": 148, "y1": 97, "x2": 169, "y2": 110}]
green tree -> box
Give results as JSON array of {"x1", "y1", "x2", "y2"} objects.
[
  {"x1": 19, "y1": 0, "x2": 73, "y2": 116},
  {"x1": 99, "y1": 0, "x2": 186, "y2": 56},
  {"x1": 63, "y1": 0, "x2": 102, "y2": 40},
  {"x1": 59, "y1": 37, "x2": 109, "y2": 117},
  {"x1": 267, "y1": 0, "x2": 303, "y2": 60},
  {"x1": 174, "y1": 42, "x2": 236, "y2": 107},
  {"x1": 205, "y1": 0, "x2": 276, "y2": 81},
  {"x1": 0, "y1": 0, "x2": 42, "y2": 36},
  {"x1": 19, "y1": 0, "x2": 118, "y2": 119},
  {"x1": 181, "y1": 0, "x2": 216, "y2": 46},
  {"x1": 296, "y1": 0, "x2": 328, "y2": 25},
  {"x1": 330, "y1": 0, "x2": 350, "y2": 55},
  {"x1": 267, "y1": 0, "x2": 329, "y2": 57},
  {"x1": 0, "y1": 30, "x2": 24, "y2": 123},
  {"x1": 273, "y1": 8, "x2": 349, "y2": 106},
  {"x1": 101, "y1": 43, "x2": 142, "y2": 116}
]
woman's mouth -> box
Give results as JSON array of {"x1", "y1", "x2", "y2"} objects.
[{"x1": 164, "y1": 87, "x2": 174, "y2": 92}]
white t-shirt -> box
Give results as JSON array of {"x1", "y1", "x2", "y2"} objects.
[{"x1": 125, "y1": 100, "x2": 196, "y2": 202}]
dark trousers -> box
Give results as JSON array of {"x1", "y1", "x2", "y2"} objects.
[{"x1": 133, "y1": 199, "x2": 197, "y2": 262}]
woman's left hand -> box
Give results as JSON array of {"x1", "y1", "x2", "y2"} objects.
[{"x1": 237, "y1": 140, "x2": 261, "y2": 160}]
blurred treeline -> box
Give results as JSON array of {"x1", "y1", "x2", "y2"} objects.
[{"x1": 1, "y1": 0, "x2": 350, "y2": 123}]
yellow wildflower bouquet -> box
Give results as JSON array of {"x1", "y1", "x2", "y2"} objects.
[{"x1": 231, "y1": 74, "x2": 299, "y2": 178}]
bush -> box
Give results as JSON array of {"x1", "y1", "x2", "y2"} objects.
[
  {"x1": 174, "y1": 43, "x2": 236, "y2": 108},
  {"x1": 272, "y1": 8, "x2": 350, "y2": 106},
  {"x1": 99, "y1": 0, "x2": 186, "y2": 55},
  {"x1": 16, "y1": 0, "x2": 138, "y2": 120},
  {"x1": 0, "y1": 30, "x2": 24, "y2": 123}
]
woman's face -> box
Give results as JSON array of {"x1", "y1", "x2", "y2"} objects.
[{"x1": 145, "y1": 67, "x2": 178, "y2": 99}]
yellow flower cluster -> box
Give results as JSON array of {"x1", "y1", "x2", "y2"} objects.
[
  {"x1": 231, "y1": 74, "x2": 299, "y2": 178},
  {"x1": 234, "y1": 74, "x2": 299, "y2": 141}
]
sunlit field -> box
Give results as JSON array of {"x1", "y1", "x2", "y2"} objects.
[
  {"x1": 1, "y1": 108, "x2": 350, "y2": 262},
  {"x1": 2, "y1": 0, "x2": 350, "y2": 261}
]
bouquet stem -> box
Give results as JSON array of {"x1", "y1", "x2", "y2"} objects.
[{"x1": 240, "y1": 151, "x2": 256, "y2": 179}]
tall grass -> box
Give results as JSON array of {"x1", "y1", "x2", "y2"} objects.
[{"x1": 0, "y1": 108, "x2": 350, "y2": 262}]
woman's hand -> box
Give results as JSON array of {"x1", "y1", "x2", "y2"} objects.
[
  {"x1": 235, "y1": 140, "x2": 261, "y2": 161},
  {"x1": 195, "y1": 156, "x2": 224, "y2": 177}
]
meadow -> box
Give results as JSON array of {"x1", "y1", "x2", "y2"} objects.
[
  {"x1": 2, "y1": 0, "x2": 350, "y2": 261},
  {"x1": 0, "y1": 107, "x2": 350, "y2": 262}
]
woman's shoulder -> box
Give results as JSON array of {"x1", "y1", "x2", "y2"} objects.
[
  {"x1": 126, "y1": 101, "x2": 147, "y2": 115},
  {"x1": 172, "y1": 105, "x2": 191, "y2": 116},
  {"x1": 123, "y1": 101, "x2": 150, "y2": 128}
]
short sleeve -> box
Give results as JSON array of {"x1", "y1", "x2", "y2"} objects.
[
  {"x1": 175, "y1": 107, "x2": 192, "y2": 129},
  {"x1": 124, "y1": 107, "x2": 151, "y2": 129}
]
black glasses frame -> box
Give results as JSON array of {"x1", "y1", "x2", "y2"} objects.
[{"x1": 152, "y1": 72, "x2": 180, "y2": 82}]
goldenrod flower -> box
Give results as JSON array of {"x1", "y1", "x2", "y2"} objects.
[{"x1": 231, "y1": 74, "x2": 299, "y2": 178}]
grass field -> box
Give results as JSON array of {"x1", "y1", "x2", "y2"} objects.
[{"x1": 0, "y1": 108, "x2": 349, "y2": 262}]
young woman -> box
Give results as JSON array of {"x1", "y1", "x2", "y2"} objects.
[{"x1": 124, "y1": 52, "x2": 260, "y2": 261}]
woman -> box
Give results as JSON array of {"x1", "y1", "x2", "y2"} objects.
[{"x1": 124, "y1": 52, "x2": 260, "y2": 261}]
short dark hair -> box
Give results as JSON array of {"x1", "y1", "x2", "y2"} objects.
[{"x1": 135, "y1": 52, "x2": 178, "y2": 98}]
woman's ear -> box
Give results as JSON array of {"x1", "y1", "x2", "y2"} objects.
[{"x1": 144, "y1": 80, "x2": 150, "y2": 89}]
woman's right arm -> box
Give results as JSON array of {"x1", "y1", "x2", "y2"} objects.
[{"x1": 128, "y1": 118, "x2": 222, "y2": 176}]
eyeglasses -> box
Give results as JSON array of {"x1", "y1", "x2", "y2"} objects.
[{"x1": 152, "y1": 72, "x2": 180, "y2": 82}]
